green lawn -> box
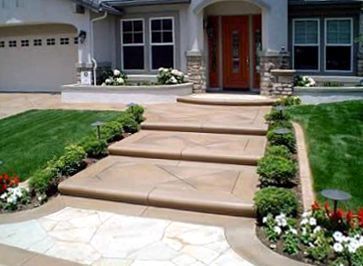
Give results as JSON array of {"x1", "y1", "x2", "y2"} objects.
[
  {"x1": 288, "y1": 100, "x2": 363, "y2": 211},
  {"x1": 0, "y1": 109, "x2": 121, "y2": 181}
]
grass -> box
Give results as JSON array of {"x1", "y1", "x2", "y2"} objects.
[
  {"x1": 0, "y1": 109, "x2": 121, "y2": 181},
  {"x1": 288, "y1": 100, "x2": 363, "y2": 211}
]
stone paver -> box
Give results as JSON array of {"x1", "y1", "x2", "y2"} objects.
[
  {"x1": 143, "y1": 103, "x2": 270, "y2": 135},
  {"x1": 108, "y1": 130, "x2": 267, "y2": 165},
  {"x1": 59, "y1": 156, "x2": 258, "y2": 216},
  {"x1": 0, "y1": 207, "x2": 253, "y2": 266}
]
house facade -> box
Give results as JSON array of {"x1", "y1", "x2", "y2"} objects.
[{"x1": 0, "y1": 0, "x2": 362, "y2": 93}]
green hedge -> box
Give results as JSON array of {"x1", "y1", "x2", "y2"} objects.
[
  {"x1": 266, "y1": 145, "x2": 292, "y2": 159},
  {"x1": 267, "y1": 129, "x2": 296, "y2": 153}
]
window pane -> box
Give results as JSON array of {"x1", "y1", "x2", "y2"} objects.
[
  {"x1": 123, "y1": 33, "x2": 133, "y2": 44},
  {"x1": 123, "y1": 46, "x2": 144, "y2": 69},
  {"x1": 163, "y1": 31, "x2": 173, "y2": 43},
  {"x1": 294, "y1": 46, "x2": 319, "y2": 70},
  {"x1": 134, "y1": 21, "x2": 143, "y2": 32},
  {"x1": 123, "y1": 21, "x2": 132, "y2": 32},
  {"x1": 152, "y1": 20, "x2": 161, "y2": 31},
  {"x1": 134, "y1": 33, "x2": 143, "y2": 43},
  {"x1": 294, "y1": 20, "x2": 318, "y2": 44},
  {"x1": 162, "y1": 19, "x2": 172, "y2": 30},
  {"x1": 326, "y1": 46, "x2": 351, "y2": 71},
  {"x1": 152, "y1": 45, "x2": 174, "y2": 69},
  {"x1": 327, "y1": 19, "x2": 351, "y2": 44},
  {"x1": 152, "y1": 32, "x2": 162, "y2": 43}
]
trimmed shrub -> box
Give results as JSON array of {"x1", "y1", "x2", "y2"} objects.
[
  {"x1": 274, "y1": 96, "x2": 302, "y2": 107},
  {"x1": 257, "y1": 155, "x2": 297, "y2": 187},
  {"x1": 52, "y1": 145, "x2": 86, "y2": 176},
  {"x1": 254, "y1": 187, "x2": 298, "y2": 218},
  {"x1": 126, "y1": 104, "x2": 145, "y2": 124},
  {"x1": 265, "y1": 109, "x2": 290, "y2": 122},
  {"x1": 101, "y1": 121, "x2": 123, "y2": 142},
  {"x1": 267, "y1": 129, "x2": 296, "y2": 153},
  {"x1": 29, "y1": 166, "x2": 58, "y2": 194},
  {"x1": 117, "y1": 113, "x2": 139, "y2": 133},
  {"x1": 269, "y1": 120, "x2": 293, "y2": 130},
  {"x1": 80, "y1": 136, "x2": 108, "y2": 158},
  {"x1": 266, "y1": 145, "x2": 292, "y2": 159}
]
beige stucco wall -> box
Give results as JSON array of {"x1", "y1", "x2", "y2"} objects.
[{"x1": 204, "y1": 2, "x2": 261, "y2": 16}]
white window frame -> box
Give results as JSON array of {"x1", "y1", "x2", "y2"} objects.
[
  {"x1": 292, "y1": 18, "x2": 320, "y2": 72},
  {"x1": 120, "y1": 18, "x2": 145, "y2": 71},
  {"x1": 324, "y1": 17, "x2": 353, "y2": 73},
  {"x1": 149, "y1": 16, "x2": 175, "y2": 71}
]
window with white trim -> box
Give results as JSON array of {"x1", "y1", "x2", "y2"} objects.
[
  {"x1": 33, "y1": 39, "x2": 42, "y2": 46},
  {"x1": 46, "y1": 38, "x2": 55, "y2": 46},
  {"x1": 60, "y1": 37, "x2": 69, "y2": 45},
  {"x1": 325, "y1": 18, "x2": 353, "y2": 71},
  {"x1": 150, "y1": 17, "x2": 174, "y2": 69},
  {"x1": 293, "y1": 19, "x2": 319, "y2": 71},
  {"x1": 8, "y1": 40, "x2": 17, "y2": 47},
  {"x1": 21, "y1": 40, "x2": 29, "y2": 47},
  {"x1": 121, "y1": 19, "x2": 144, "y2": 70},
  {"x1": 0, "y1": 41, "x2": 4, "y2": 48}
]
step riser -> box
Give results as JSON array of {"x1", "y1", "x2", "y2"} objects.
[
  {"x1": 141, "y1": 124, "x2": 267, "y2": 136},
  {"x1": 177, "y1": 98, "x2": 275, "y2": 106},
  {"x1": 59, "y1": 186, "x2": 256, "y2": 218},
  {"x1": 108, "y1": 148, "x2": 260, "y2": 166}
]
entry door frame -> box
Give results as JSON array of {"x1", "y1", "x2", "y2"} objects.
[{"x1": 207, "y1": 15, "x2": 261, "y2": 90}]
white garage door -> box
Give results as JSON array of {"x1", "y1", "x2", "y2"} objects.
[{"x1": 0, "y1": 24, "x2": 77, "y2": 92}]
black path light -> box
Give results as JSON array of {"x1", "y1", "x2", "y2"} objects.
[
  {"x1": 91, "y1": 121, "x2": 104, "y2": 140},
  {"x1": 274, "y1": 105, "x2": 286, "y2": 112},
  {"x1": 321, "y1": 189, "x2": 352, "y2": 213},
  {"x1": 273, "y1": 128, "x2": 291, "y2": 135}
]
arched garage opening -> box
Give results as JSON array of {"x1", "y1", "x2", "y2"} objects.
[{"x1": 0, "y1": 23, "x2": 78, "y2": 92}]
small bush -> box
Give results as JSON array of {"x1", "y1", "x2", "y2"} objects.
[
  {"x1": 254, "y1": 187, "x2": 298, "y2": 218},
  {"x1": 117, "y1": 113, "x2": 139, "y2": 133},
  {"x1": 274, "y1": 96, "x2": 301, "y2": 107},
  {"x1": 101, "y1": 121, "x2": 123, "y2": 142},
  {"x1": 80, "y1": 136, "x2": 108, "y2": 158},
  {"x1": 257, "y1": 155, "x2": 297, "y2": 187},
  {"x1": 126, "y1": 104, "x2": 145, "y2": 124},
  {"x1": 269, "y1": 120, "x2": 293, "y2": 130},
  {"x1": 267, "y1": 129, "x2": 296, "y2": 153},
  {"x1": 266, "y1": 145, "x2": 292, "y2": 159},
  {"x1": 265, "y1": 109, "x2": 290, "y2": 122},
  {"x1": 53, "y1": 145, "x2": 86, "y2": 176},
  {"x1": 29, "y1": 166, "x2": 58, "y2": 194}
]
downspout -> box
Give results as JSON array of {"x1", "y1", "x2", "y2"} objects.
[{"x1": 90, "y1": 11, "x2": 108, "y2": 85}]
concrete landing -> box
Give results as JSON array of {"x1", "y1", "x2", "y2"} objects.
[
  {"x1": 59, "y1": 156, "x2": 258, "y2": 217},
  {"x1": 177, "y1": 94, "x2": 276, "y2": 106},
  {"x1": 142, "y1": 103, "x2": 270, "y2": 135},
  {"x1": 108, "y1": 130, "x2": 267, "y2": 165}
]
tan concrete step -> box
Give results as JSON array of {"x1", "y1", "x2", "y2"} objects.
[
  {"x1": 108, "y1": 130, "x2": 267, "y2": 165},
  {"x1": 143, "y1": 103, "x2": 270, "y2": 135},
  {"x1": 177, "y1": 94, "x2": 276, "y2": 106},
  {"x1": 58, "y1": 156, "x2": 259, "y2": 217}
]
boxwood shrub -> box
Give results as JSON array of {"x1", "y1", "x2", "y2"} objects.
[
  {"x1": 265, "y1": 109, "x2": 290, "y2": 122},
  {"x1": 254, "y1": 187, "x2": 298, "y2": 218},
  {"x1": 257, "y1": 155, "x2": 297, "y2": 187},
  {"x1": 117, "y1": 112, "x2": 139, "y2": 133},
  {"x1": 80, "y1": 136, "x2": 108, "y2": 158},
  {"x1": 126, "y1": 104, "x2": 145, "y2": 124},
  {"x1": 267, "y1": 129, "x2": 296, "y2": 153},
  {"x1": 266, "y1": 145, "x2": 292, "y2": 159},
  {"x1": 101, "y1": 121, "x2": 124, "y2": 142}
]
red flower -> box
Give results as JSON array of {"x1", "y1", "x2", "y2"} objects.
[
  {"x1": 346, "y1": 211, "x2": 353, "y2": 223},
  {"x1": 312, "y1": 201, "x2": 320, "y2": 211},
  {"x1": 358, "y1": 209, "x2": 363, "y2": 228},
  {"x1": 331, "y1": 208, "x2": 344, "y2": 220},
  {"x1": 324, "y1": 201, "x2": 331, "y2": 216}
]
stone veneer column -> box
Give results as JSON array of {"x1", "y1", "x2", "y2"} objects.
[
  {"x1": 186, "y1": 51, "x2": 207, "y2": 93},
  {"x1": 260, "y1": 52, "x2": 291, "y2": 95},
  {"x1": 357, "y1": 5, "x2": 363, "y2": 76}
]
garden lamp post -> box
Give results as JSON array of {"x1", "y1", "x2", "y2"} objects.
[
  {"x1": 273, "y1": 128, "x2": 291, "y2": 135},
  {"x1": 321, "y1": 189, "x2": 352, "y2": 213},
  {"x1": 91, "y1": 121, "x2": 104, "y2": 140},
  {"x1": 127, "y1": 102, "x2": 136, "y2": 107},
  {"x1": 274, "y1": 105, "x2": 286, "y2": 117}
]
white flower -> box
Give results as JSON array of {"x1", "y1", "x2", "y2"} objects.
[
  {"x1": 333, "y1": 243, "x2": 344, "y2": 253},
  {"x1": 262, "y1": 217, "x2": 268, "y2": 224},
  {"x1": 171, "y1": 69, "x2": 179, "y2": 76},
  {"x1": 0, "y1": 192, "x2": 8, "y2": 200},
  {"x1": 300, "y1": 218, "x2": 308, "y2": 226},
  {"x1": 359, "y1": 236, "x2": 363, "y2": 247},
  {"x1": 273, "y1": 226, "x2": 282, "y2": 235},
  {"x1": 169, "y1": 76, "x2": 178, "y2": 84},
  {"x1": 333, "y1": 231, "x2": 344, "y2": 243},
  {"x1": 302, "y1": 211, "x2": 312, "y2": 218},
  {"x1": 309, "y1": 217, "x2": 317, "y2": 226},
  {"x1": 158, "y1": 67, "x2": 165, "y2": 72},
  {"x1": 113, "y1": 69, "x2": 121, "y2": 76},
  {"x1": 275, "y1": 214, "x2": 287, "y2": 227},
  {"x1": 313, "y1": 226, "x2": 321, "y2": 234},
  {"x1": 105, "y1": 78, "x2": 112, "y2": 84},
  {"x1": 116, "y1": 77, "x2": 124, "y2": 84},
  {"x1": 348, "y1": 240, "x2": 359, "y2": 254},
  {"x1": 302, "y1": 227, "x2": 308, "y2": 236},
  {"x1": 290, "y1": 228, "x2": 298, "y2": 235}
]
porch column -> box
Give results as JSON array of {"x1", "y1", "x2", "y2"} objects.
[
  {"x1": 186, "y1": 7, "x2": 206, "y2": 93},
  {"x1": 259, "y1": 0, "x2": 290, "y2": 95}
]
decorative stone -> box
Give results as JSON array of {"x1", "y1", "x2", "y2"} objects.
[{"x1": 186, "y1": 51, "x2": 207, "y2": 93}]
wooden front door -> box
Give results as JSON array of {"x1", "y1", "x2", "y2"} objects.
[{"x1": 222, "y1": 16, "x2": 249, "y2": 89}]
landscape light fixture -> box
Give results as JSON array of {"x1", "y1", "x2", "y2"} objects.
[
  {"x1": 321, "y1": 189, "x2": 351, "y2": 213},
  {"x1": 91, "y1": 121, "x2": 104, "y2": 140}
]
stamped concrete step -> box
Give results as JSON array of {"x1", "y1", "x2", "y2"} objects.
[
  {"x1": 143, "y1": 103, "x2": 270, "y2": 135},
  {"x1": 177, "y1": 94, "x2": 276, "y2": 106},
  {"x1": 58, "y1": 156, "x2": 259, "y2": 217},
  {"x1": 108, "y1": 130, "x2": 267, "y2": 165}
]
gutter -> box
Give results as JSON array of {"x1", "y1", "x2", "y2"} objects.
[
  {"x1": 90, "y1": 11, "x2": 108, "y2": 85},
  {"x1": 103, "y1": 0, "x2": 190, "y2": 7}
]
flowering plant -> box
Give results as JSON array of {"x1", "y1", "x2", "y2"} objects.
[
  {"x1": 0, "y1": 186, "x2": 30, "y2": 211},
  {"x1": 102, "y1": 69, "x2": 127, "y2": 86},
  {"x1": 294, "y1": 75, "x2": 316, "y2": 87},
  {"x1": 0, "y1": 173, "x2": 20, "y2": 195},
  {"x1": 157, "y1": 68, "x2": 185, "y2": 85}
]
